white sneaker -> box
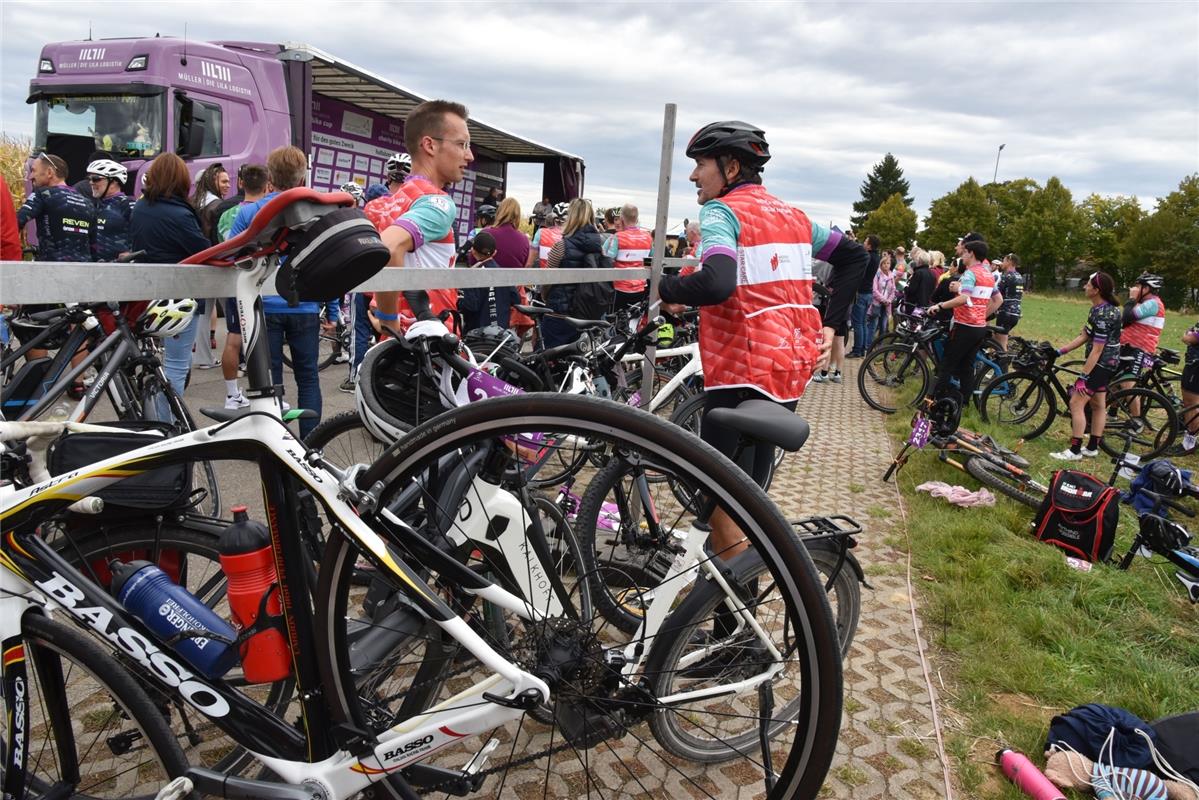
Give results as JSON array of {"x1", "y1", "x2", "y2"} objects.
[
  {"x1": 333, "y1": 352, "x2": 350, "y2": 364},
  {"x1": 811, "y1": 371, "x2": 827, "y2": 384},
  {"x1": 224, "y1": 392, "x2": 250, "y2": 409},
  {"x1": 830, "y1": 371, "x2": 842, "y2": 384},
  {"x1": 1050, "y1": 448, "x2": 1083, "y2": 461},
  {"x1": 1081, "y1": 447, "x2": 1099, "y2": 458}
]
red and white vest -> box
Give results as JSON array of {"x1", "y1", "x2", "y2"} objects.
[
  {"x1": 1120, "y1": 297, "x2": 1166, "y2": 353},
  {"x1": 363, "y1": 177, "x2": 457, "y2": 317},
  {"x1": 952, "y1": 265, "x2": 996, "y2": 327},
  {"x1": 536, "y1": 226, "x2": 563, "y2": 268},
  {"x1": 699, "y1": 184, "x2": 820, "y2": 402},
  {"x1": 613, "y1": 227, "x2": 652, "y2": 293}
]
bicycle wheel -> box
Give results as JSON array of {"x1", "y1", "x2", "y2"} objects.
[
  {"x1": 13, "y1": 613, "x2": 190, "y2": 799},
  {"x1": 977, "y1": 370, "x2": 1057, "y2": 441},
  {"x1": 42, "y1": 519, "x2": 293, "y2": 779},
  {"x1": 857, "y1": 345, "x2": 931, "y2": 414},
  {"x1": 964, "y1": 455, "x2": 1048, "y2": 509},
  {"x1": 304, "y1": 410, "x2": 390, "y2": 468},
  {"x1": 805, "y1": 539, "x2": 861, "y2": 659},
  {"x1": 317, "y1": 393, "x2": 842, "y2": 800},
  {"x1": 137, "y1": 380, "x2": 222, "y2": 518},
  {"x1": 1100, "y1": 387, "x2": 1179, "y2": 460}
]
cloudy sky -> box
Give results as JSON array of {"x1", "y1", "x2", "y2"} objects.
[{"x1": 3, "y1": 1, "x2": 1197, "y2": 233}]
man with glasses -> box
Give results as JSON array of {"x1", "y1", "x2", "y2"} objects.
[
  {"x1": 370, "y1": 99, "x2": 473, "y2": 333},
  {"x1": 17, "y1": 152, "x2": 94, "y2": 264}
]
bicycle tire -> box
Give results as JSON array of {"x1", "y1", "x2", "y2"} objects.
[
  {"x1": 316, "y1": 393, "x2": 842, "y2": 800},
  {"x1": 14, "y1": 612, "x2": 190, "y2": 799},
  {"x1": 964, "y1": 455, "x2": 1048, "y2": 509},
  {"x1": 977, "y1": 369, "x2": 1057, "y2": 441},
  {"x1": 43, "y1": 520, "x2": 294, "y2": 779},
  {"x1": 857, "y1": 345, "x2": 931, "y2": 414},
  {"x1": 1099, "y1": 386, "x2": 1179, "y2": 460}
]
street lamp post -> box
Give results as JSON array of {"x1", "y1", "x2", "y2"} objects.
[{"x1": 992, "y1": 143, "x2": 1006, "y2": 184}]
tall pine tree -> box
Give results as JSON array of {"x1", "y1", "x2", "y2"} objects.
[{"x1": 850, "y1": 153, "x2": 913, "y2": 229}]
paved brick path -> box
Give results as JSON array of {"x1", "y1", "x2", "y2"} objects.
[{"x1": 783, "y1": 360, "x2": 954, "y2": 799}]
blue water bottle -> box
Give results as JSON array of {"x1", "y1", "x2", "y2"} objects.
[{"x1": 111, "y1": 560, "x2": 239, "y2": 678}]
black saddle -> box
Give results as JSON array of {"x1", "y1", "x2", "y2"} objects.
[
  {"x1": 705, "y1": 399, "x2": 810, "y2": 452},
  {"x1": 513, "y1": 305, "x2": 607, "y2": 331}
]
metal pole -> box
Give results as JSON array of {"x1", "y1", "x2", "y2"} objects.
[
  {"x1": 641, "y1": 103, "x2": 677, "y2": 408},
  {"x1": 992, "y1": 143, "x2": 1005, "y2": 184}
]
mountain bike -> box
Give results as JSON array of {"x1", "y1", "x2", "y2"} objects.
[
  {"x1": 977, "y1": 342, "x2": 1179, "y2": 459},
  {"x1": 884, "y1": 396, "x2": 1049, "y2": 508},
  {"x1": 1, "y1": 188, "x2": 843, "y2": 800}
]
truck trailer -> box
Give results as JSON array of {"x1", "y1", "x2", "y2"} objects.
[{"x1": 26, "y1": 37, "x2": 584, "y2": 239}]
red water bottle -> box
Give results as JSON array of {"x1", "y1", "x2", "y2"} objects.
[{"x1": 219, "y1": 505, "x2": 291, "y2": 683}]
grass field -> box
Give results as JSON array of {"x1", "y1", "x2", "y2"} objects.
[{"x1": 879, "y1": 292, "x2": 1199, "y2": 798}]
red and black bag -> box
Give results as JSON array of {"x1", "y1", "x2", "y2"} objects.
[{"x1": 1032, "y1": 469, "x2": 1119, "y2": 562}]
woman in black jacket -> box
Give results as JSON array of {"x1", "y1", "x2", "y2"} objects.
[
  {"x1": 130, "y1": 153, "x2": 211, "y2": 403},
  {"x1": 543, "y1": 198, "x2": 602, "y2": 348}
]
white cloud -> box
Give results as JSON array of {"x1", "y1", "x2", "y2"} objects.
[{"x1": 2, "y1": 0, "x2": 1195, "y2": 232}]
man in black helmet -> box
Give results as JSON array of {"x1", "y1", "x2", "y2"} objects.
[{"x1": 658, "y1": 120, "x2": 867, "y2": 559}]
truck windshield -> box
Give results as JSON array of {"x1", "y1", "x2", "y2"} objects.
[{"x1": 33, "y1": 94, "x2": 164, "y2": 159}]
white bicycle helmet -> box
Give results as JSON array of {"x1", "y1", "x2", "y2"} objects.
[
  {"x1": 355, "y1": 339, "x2": 443, "y2": 443},
  {"x1": 138, "y1": 299, "x2": 198, "y2": 338},
  {"x1": 384, "y1": 152, "x2": 412, "y2": 182},
  {"x1": 552, "y1": 201, "x2": 570, "y2": 221},
  {"x1": 87, "y1": 158, "x2": 128, "y2": 184},
  {"x1": 339, "y1": 181, "x2": 365, "y2": 205}
]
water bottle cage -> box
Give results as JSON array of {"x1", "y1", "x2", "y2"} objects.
[{"x1": 231, "y1": 583, "x2": 289, "y2": 650}]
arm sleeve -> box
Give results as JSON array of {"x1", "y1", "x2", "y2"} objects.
[
  {"x1": 657, "y1": 200, "x2": 739, "y2": 305},
  {"x1": 659, "y1": 254, "x2": 737, "y2": 306},
  {"x1": 1123, "y1": 298, "x2": 1161, "y2": 324},
  {"x1": 819, "y1": 236, "x2": 868, "y2": 330},
  {"x1": 392, "y1": 194, "x2": 455, "y2": 251},
  {"x1": 16, "y1": 191, "x2": 43, "y2": 229},
  {"x1": 546, "y1": 239, "x2": 566, "y2": 270}
]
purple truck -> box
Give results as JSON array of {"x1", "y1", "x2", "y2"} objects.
[{"x1": 26, "y1": 39, "x2": 583, "y2": 238}]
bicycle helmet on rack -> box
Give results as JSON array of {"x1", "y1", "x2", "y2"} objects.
[
  {"x1": 355, "y1": 339, "x2": 448, "y2": 442},
  {"x1": 86, "y1": 158, "x2": 128, "y2": 184},
  {"x1": 8, "y1": 309, "x2": 71, "y2": 349},
  {"x1": 385, "y1": 152, "x2": 412, "y2": 182},
  {"x1": 339, "y1": 182, "x2": 365, "y2": 205},
  {"x1": 1133, "y1": 272, "x2": 1164, "y2": 292},
  {"x1": 137, "y1": 299, "x2": 198, "y2": 338}
]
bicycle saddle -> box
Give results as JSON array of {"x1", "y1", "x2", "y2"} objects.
[
  {"x1": 706, "y1": 399, "x2": 810, "y2": 453},
  {"x1": 512, "y1": 305, "x2": 607, "y2": 331},
  {"x1": 199, "y1": 406, "x2": 319, "y2": 423},
  {"x1": 182, "y1": 188, "x2": 356, "y2": 266}
]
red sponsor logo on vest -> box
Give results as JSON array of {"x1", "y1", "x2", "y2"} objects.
[{"x1": 771, "y1": 253, "x2": 780, "y2": 271}]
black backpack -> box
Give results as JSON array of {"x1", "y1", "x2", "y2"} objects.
[
  {"x1": 1032, "y1": 469, "x2": 1119, "y2": 562},
  {"x1": 569, "y1": 251, "x2": 614, "y2": 319}
]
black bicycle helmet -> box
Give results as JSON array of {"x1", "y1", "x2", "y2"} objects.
[
  {"x1": 1145, "y1": 459, "x2": 1184, "y2": 496},
  {"x1": 1133, "y1": 272, "x2": 1163, "y2": 292},
  {"x1": 463, "y1": 324, "x2": 519, "y2": 364},
  {"x1": 685, "y1": 121, "x2": 771, "y2": 169},
  {"x1": 476, "y1": 204, "x2": 497, "y2": 221},
  {"x1": 1141, "y1": 514, "x2": 1191, "y2": 554},
  {"x1": 8, "y1": 312, "x2": 71, "y2": 350},
  {"x1": 355, "y1": 339, "x2": 447, "y2": 442}
]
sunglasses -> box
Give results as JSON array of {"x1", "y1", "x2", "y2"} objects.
[{"x1": 87, "y1": 176, "x2": 106, "y2": 183}]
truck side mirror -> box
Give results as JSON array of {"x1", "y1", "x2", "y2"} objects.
[{"x1": 174, "y1": 92, "x2": 205, "y2": 158}]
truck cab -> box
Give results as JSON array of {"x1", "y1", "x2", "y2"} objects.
[{"x1": 29, "y1": 38, "x2": 293, "y2": 197}]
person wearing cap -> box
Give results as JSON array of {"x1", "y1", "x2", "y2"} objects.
[
  {"x1": 657, "y1": 120, "x2": 867, "y2": 560},
  {"x1": 925, "y1": 236, "x2": 1001, "y2": 411},
  {"x1": 459, "y1": 230, "x2": 518, "y2": 332}
]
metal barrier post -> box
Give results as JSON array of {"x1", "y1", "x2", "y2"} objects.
[{"x1": 641, "y1": 103, "x2": 677, "y2": 409}]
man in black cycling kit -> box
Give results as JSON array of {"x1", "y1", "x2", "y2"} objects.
[
  {"x1": 993, "y1": 252, "x2": 1024, "y2": 353},
  {"x1": 18, "y1": 153, "x2": 94, "y2": 263}
]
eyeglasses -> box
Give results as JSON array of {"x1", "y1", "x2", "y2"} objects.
[{"x1": 430, "y1": 137, "x2": 472, "y2": 153}]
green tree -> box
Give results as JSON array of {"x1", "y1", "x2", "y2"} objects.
[
  {"x1": 984, "y1": 178, "x2": 1039, "y2": 258},
  {"x1": 1077, "y1": 193, "x2": 1145, "y2": 285},
  {"x1": 850, "y1": 153, "x2": 913, "y2": 229},
  {"x1": 1120, "y1": 174, "x2": 1199, "y2": 308},
  {"x1": 859, "y1": 193, "x2": 917, "y2": 249},
  {"x1": 919, "y1": 178, "x2": 997, "y2": 255},
  {"x1": 1009, "y1": 177, "x2": 1085, "y2": 287}
]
